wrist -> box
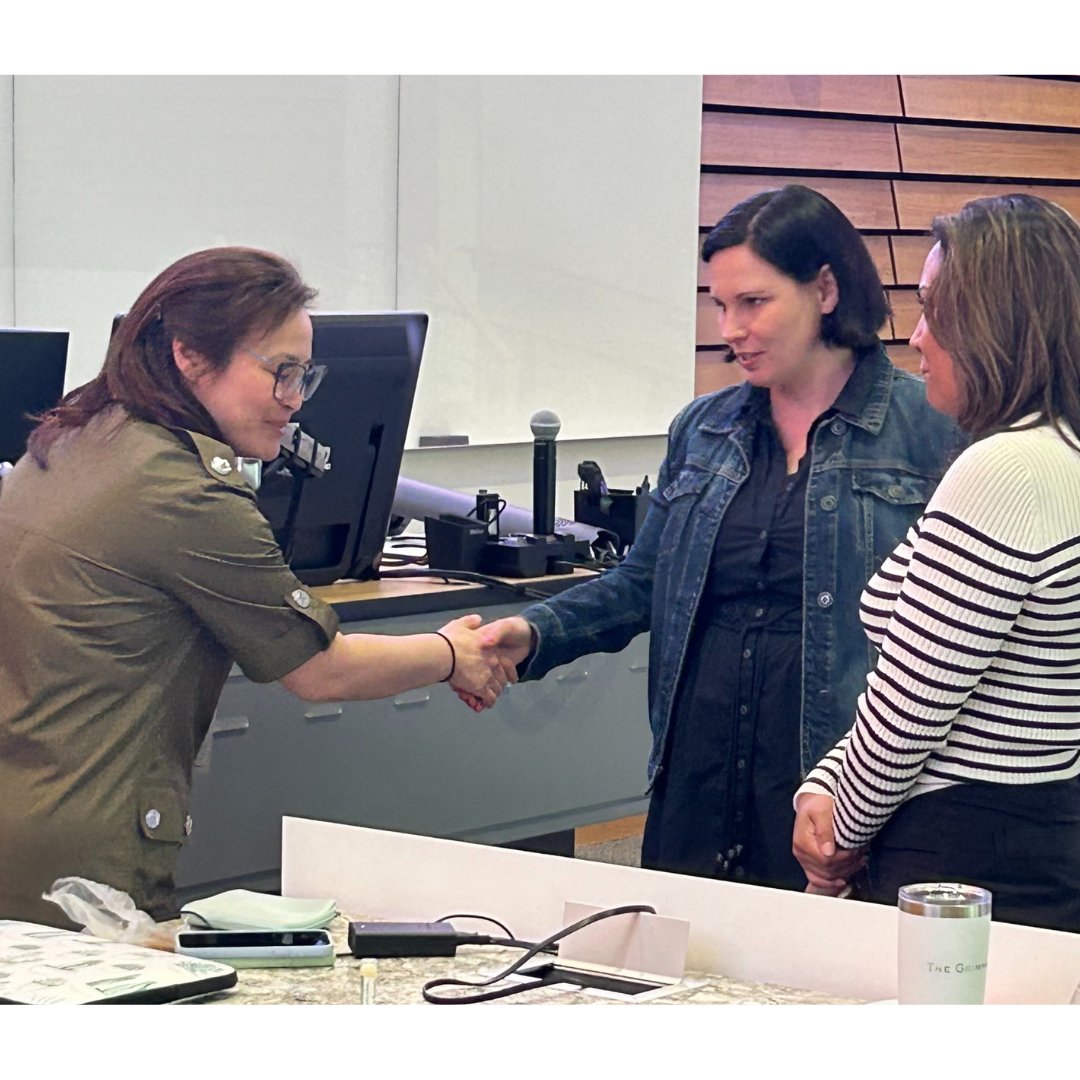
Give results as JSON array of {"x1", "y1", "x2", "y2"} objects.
[{"x1": 432, "y1": 631, "x2": 455, "y2": 682}]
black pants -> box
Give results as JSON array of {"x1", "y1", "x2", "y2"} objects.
[{"x1": 859, "y1": 778, "x2": 1080, "y2": 934}]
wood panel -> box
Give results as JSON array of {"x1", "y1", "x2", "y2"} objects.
[
  {"x1": 697, "y1": 291, "x2": 722, "y2": 346},
  {"x1": 700, "y1": 172, "x2": 897, "y2": 229},
  {"x1": 886, "y1": 343, "x2": 922, "y2": 376},
  {"x1": 897, "y1": 123, "x2": 1080, "y2": 181},
  {"x1": 893, "y1": 180, "x2": 1080, "y2": 228},
  {"x1": 695, "y1": 350, "x2": 744, "y2": 396},
  {"x1": 888, "y1": 288, "x2": 922, "y2": 339},
  {"x1": 890, "y1": 234, "x2": 935, "y2": 284},
  {"x1": 701, "y1": 112, "x2": 901, "y2": 173},
  {"x1": 863, "y1": 234, "x2": 894, "y2": 285},
  {"x1": 901, "y1": 76, "x2": 1080, "y2": 128},
  {"x1": 576, "y1": 814, "x2": 646, "y2": 846},
  {"x1": 704, "y1": 76, "x2": 901, "y2": 116}
]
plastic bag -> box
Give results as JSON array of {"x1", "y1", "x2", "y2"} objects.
[{"x1": 41, "y1": 877, "x2": 176, "y2": 951}]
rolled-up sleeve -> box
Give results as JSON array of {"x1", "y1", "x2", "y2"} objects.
[{"x1": 146, "y1": 462, "x2": 340, "y2": 684}]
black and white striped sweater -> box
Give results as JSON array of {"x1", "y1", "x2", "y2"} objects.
[{"x1": 799, "y1": 422, "x2": 1080, "y2": 849}]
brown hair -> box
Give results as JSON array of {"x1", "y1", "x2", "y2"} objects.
[
  {"x1": 28, "y1": 246, "x2": 317, "y2": 465},
  {"x1": 925, "y1": 193, "x2": 1080, "y2": 443}
]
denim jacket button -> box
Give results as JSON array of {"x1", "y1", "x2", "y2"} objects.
[
  {"x1": 817, "y1": 591, "x2": 834, "y2": 608},
  {"x1": 819, "y1": 494, "x2": 838, "y2": 512},
  {"x1": 888, "y1": 483, "x2": 906, "y2": 499},
  {"x1": 829, "y1": 418, "x2": 847, "y2": 436}
]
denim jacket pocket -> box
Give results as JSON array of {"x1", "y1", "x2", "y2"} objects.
[
  {"x1": 852, "y1": 468, "x2": 935, "y2": 506},
  {"x1": 662, "y1": 466, "x2": 713, "y2": 503}
]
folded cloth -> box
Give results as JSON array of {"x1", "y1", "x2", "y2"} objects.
[{"x1": 180, "y1": 889, "x2": 337, "y2": 931}]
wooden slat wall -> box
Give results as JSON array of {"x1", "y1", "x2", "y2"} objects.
[
  {"x1": 695, "y1": 75, "x2": 1080, "y2": 395},
  {"x1": 893, "y1": 180, "x2": 1080, "y2": 227},
  {"x1": 897, "y1": 124, "x2": 1080, "y2": 181},
  {"x1": 900, "y1": 76, "x2": 1080, "y2": 127},
  {"x1": 701, "y1": 112, "x2": 901, "y2": 173}
]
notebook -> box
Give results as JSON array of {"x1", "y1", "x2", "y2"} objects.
[{"x1": 0, "y1": 920, "x2": 238, "y2": 1004}]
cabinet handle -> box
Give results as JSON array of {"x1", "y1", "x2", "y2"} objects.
[
  {"x1": 393, "y1": 689, "x2": 432, "y2": 708},
  {"x1": 629, "y1": 661, "x2": 649, "y2": 672},
  {"x1": 555, "y1": 669, "x2": 588, "y2": 684},
  {"x1": 211, "y1": 714, "x2": 250, "y2": 735},
  {"x1": 304, "y1": 704, "x2": 344, "y2": 722}
]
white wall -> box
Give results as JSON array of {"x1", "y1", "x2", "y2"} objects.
[
  {"x1": 5, "y1": 75, "x2": 699, "y2": 502},
  {"x1": 12, "y1": 75, "x2": 399, "y2": 386},
  {"x1": 0, "y1": 77, "x2": 12, "y2": 324},
  {"x1": 398, "y1": 75, "x2": 701, "y2": 446}
]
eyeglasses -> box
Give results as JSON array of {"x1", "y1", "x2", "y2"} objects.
[{"x1": 243, "y1": 349, "x2": 327, "y2": 404}]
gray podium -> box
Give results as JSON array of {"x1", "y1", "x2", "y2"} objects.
[{"x1": 174, "y1": 576, "x2": 652, "y2": 901}]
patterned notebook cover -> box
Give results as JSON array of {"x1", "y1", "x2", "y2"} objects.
[{"x1": 0, "y1": 920, "x2": 238, "y2": 1004}]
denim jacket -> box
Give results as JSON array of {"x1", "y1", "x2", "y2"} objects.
[{"x1": 521, "y1": 346, "x2": 965, "y2": 782}]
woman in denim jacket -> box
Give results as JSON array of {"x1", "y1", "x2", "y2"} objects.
[{"x1": 475, "y1": 186, "x2": 963, "y2": 890}]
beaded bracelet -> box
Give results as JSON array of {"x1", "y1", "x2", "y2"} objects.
[{"x1": 433, "y1": 630, "x2": 456, "y2": 682}]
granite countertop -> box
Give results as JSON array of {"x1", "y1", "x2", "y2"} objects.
[{"x1": 179, "y1": 917, "x2": 862, "y2": 1006}]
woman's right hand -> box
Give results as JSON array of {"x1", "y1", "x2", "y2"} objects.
[
  {"x1": 450, "y1": 616, "x2": 534, "y2": 712},
  {"x1": 479, "y1": 616, "x2": 534, "y2": 666},
  {"x1": 437, "y1": 614, "x2": 519, "y2": 708}
]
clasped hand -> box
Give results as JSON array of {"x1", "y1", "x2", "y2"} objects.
[
  {"x1": 444, "y1": 615, "x2": 534, "y2": 713},
  {"x1": 435, "y1": 614, "x2": 525, "y2": 711},
  {"x1": 792, "y1": 792, "x2": 867, "y2": 895}
]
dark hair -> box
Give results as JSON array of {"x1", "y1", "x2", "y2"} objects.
[
  {"x1": 925, "y1": 193, "x2": 1080, "y2": 444},
  {"x1": 28, "y1": 246, "x2": 317, "y2": 465},
  {"x1": 700, "y1": 185, "x2": 887, "y2": 349}
]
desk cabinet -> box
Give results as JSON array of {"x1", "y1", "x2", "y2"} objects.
[{"x1": 175, "y1": 600, "x2": 651, "y2": 899}]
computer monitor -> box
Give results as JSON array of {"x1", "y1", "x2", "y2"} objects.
[
  {"x1": 257, "y1": 312, "x2": 426, "y2": 585},
  {"x1": 0, "y1": 329, "x2": 70, "y2": 464}
]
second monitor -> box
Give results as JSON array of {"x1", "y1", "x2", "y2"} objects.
[{"x1": 0, "y1": 329, "x2": 69, "y2": 465}]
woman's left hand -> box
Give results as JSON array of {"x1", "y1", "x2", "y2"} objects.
[{"x1": 793, "y1": 792, "x2": 866, "y2": 892}]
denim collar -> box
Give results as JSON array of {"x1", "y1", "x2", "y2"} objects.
[{"x1": 700, "y1": 344, "x2": 895, "y2": 437}]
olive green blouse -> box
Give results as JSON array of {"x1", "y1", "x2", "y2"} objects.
[{"x1": 0, "y1": 408, "x2": 339, "y2": 926}]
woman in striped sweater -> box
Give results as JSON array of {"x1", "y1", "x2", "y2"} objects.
[{"x1": 792, "y1": 193, "x2": 1080, "y2": 932}]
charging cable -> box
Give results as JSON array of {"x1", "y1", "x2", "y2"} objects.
[{"x1": 421, "y1": 904, "x2": 656, "y2": 1004}]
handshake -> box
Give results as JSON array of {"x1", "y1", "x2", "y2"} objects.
[{"x1": 434, "y1": 614, "x2": 534, "y2": 712}]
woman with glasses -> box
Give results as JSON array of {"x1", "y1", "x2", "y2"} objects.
[
  {"x1": 0, "y1": 246, "x2": 514, "y2": 928},
  {"x1": 794, "y1": 194, "x2": 1080, "y2": 932}
]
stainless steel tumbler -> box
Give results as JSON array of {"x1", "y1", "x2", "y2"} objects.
[{"x1": 897, "y1": 883, "x2": 992, "y2": 1004}]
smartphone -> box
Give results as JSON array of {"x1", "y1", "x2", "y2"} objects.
[{"x1": 175, "y1": 929, "x2": 335, "y2": 968}]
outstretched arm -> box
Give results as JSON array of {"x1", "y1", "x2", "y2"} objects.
[{"x1": 280, "y1": 613, "x2": 517, "y2": 707}]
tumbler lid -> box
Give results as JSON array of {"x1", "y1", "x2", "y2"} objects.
[{"x1": 898, "y1": 882, "x2": 992, "y2": 918}]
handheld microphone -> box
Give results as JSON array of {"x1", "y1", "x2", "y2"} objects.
[{"x1": 530, "y1": 409, "x2": 560, "y2": 536}]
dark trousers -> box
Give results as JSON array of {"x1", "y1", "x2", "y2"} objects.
[{"x1": 859, "y1": 778, "x2": 1080, "y2": 934}]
